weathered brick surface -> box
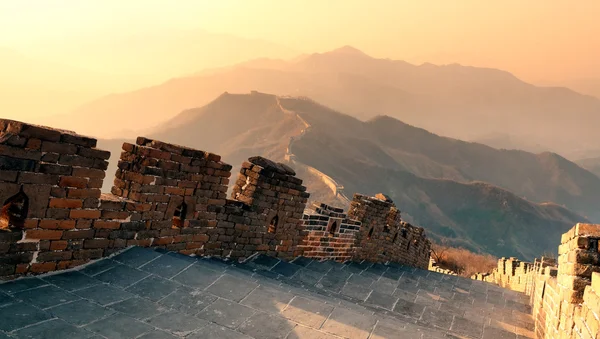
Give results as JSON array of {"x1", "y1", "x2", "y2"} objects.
[
  {"x1": 297, "y1": 202, "x2": 361, "y2": 262},
  {"x1": 0, "y1": 119, "x2": 434, "y2": 280},
  {"x1": 473, "y1": 223, "x2": 600, "y2": 339},
  {"x1": 348, "y1": 194, "x2": 431, "y2": 269}
]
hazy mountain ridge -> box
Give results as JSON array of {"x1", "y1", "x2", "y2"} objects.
[
  {"x1": 68, "y1": 46, "x2": 600, "y2": 159},
  {"x1": 98, "y1": 92, "x2": 591, "y2": 259},
  {"x1": 576, "y1": 157, "x2": 600, "y2": 178}
]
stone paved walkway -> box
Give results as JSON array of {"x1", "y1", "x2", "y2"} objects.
[{"x1": 0, "y1": 247, "x2": 534, "y2": 338}]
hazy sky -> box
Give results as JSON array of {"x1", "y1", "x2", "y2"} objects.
[{"x1": 1, "y1": 0, "x2": 598, "y2": 83}]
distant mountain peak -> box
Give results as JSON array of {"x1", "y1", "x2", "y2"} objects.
[{"x1": 327, "y1": 45, "x2": 370, "y2": 57}]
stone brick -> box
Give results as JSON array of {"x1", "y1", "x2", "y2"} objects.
[
  {"x1": 49, "y1": 198, "x2": 83, "y2": 209},
  {"x1": 62, "y1": 229, "x2": 95, "y2": 240},
  {"x1": 37, "y1": 251, "x2": 73, "y2": 262},
  {"x1": 50, "y1": 241, "x2": 68, "y2": 251},
  {"x1": 67, "y1": 188, "x2": 101, "y2": 199},
  {"x1": 26, "y1": 230, "x2": 63, "y2": 240},
  {"x1": 0, "y1": 170, "x2": 18, "y2": 182},
  {"x1": 41, "y1": 141, "x2": 77, "y2": 154},
  {"x1": 93, "y1": 221, "x2": 122, "y2": 229},
  {"x1": 77, "y1": 147, "x2": 111, "y2": 160},
  {"x1": 29, "y1": 262, "x2": 57, "y2": 273},
  {"x1": 70, "y1": 209, "x2": 102, "y2": 219},
  {"x1": 72, "y1": 167, "x2": 106, "y2": 179},
  {"x1": 72, "y1": 249, "x2": 103, "y2": 260},
  {"x1": 59, "y1": 176, "x2": 88, "y2": 188},
  {"x1": 38, "y1": 220, "x2": 76, "y2": 230},
  {"x1": 18, "y1": 172, "x2": 59, "y2": 185},
  {"x1": 84, "y1": 239, "x2": 110, "y2": 249}
]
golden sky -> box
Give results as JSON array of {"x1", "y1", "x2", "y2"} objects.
[{"x1": 1, "y1": 1, "x2": 599, "y2": 85}]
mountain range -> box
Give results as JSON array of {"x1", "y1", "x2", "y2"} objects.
[
  {"x1": 65, "y1": 46, "x2": 600, "y2": 160},
  {"x1": 98, "y1": 91, "x2": 592, "y2": 260}
]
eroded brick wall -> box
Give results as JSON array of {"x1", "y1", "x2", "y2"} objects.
[
  {"x1": 0, "y1": 119, "x2": 109, "y2": 276},
  {"x1": 298, "y1": 202, "x2": 361, "y2": 261},
  {"x1": 0, "y1": 119, "x2": 434, "y2": 279},
  {"x1": 347, "y1": 193, "x2": 431, "y2": 269}
]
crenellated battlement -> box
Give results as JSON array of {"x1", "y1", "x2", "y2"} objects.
[{"x1": 0, "y1": 119, "x2": 431, "y2": 279}]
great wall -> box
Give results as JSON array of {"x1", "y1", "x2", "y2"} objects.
[
  {"x1": 0, "y1": 118, "x2": 430, "y2": 279},
  {"x1": 280, "y1": 96, "x2": 351, "y2": 205},
  {"x1": 2, "y1": 118, "x2": 600, "y2": 339},
  {"x1": 472, "y1": 223, "x2": 600, "y2": 339}
]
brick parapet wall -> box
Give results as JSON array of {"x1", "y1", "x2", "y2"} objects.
[
  {"x1": 348, "y1": 193, "x2": 431, "y2": 269},
  {"x1": 0, "y1": 119, "x2": 433, "y2": 279},
  {"x1": 472, "y1": 223, "x2": 600, "y2": 339},
  {"x1": 297, "y1": 202, "x2": 362, "y2": 262}
]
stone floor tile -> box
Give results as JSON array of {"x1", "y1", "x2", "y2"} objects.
[
  {"x1": 483, "y1": 325, "x2": 518, "y2": 339},
  {"x1": 316, "y1": 274, "x2": 346, "y2": 293},
  {"x1": 340, "y1": 282, "x2": 371, "y2": 301},
  {"x1": 415, "y1": 293, "x2": 443, "y2": 307},
  {"x1": 84, "y1": 313, "x2": 154, "y2": 338},
  {"x1": 393, "y1": 289, "x2": 418, "y2": 302},
  {"x1": 420, "y1": 307, "x2": 454, "y2": 330},
  {"x1": 147, "y1": 310, "x2": 209, "y2": 336},
  {"x1": 42, "y1": 271, "x2": 100, "y2": 292},
  {"x1": 48, "y1": 299, "x2": 114, "y2": 326},
  {"x1": 250, "y1": 254, "x2": 281, "y2": 269},
  {"x1": 158, "y1": 287, "x2": 217, "y2": 314},
  {"x1": 197, "y1": 257, "x2": 231, "y2": 272},
  {"x1": 370, "y1": 278, "x2": 398, "y2": 295},
  {"x1": 94, "y1": 264, "x2": 149, "y2": 288},
  {"x1": 139, "y1": 254, "x2": 192, "y2": 279},
  {"x1": 125, "y1": 275, "x2": 180, "y2": 301},
  {"x1": 370, "y1": 321, "x2": 423, "y2": 339},
  {"x1": 382, "y1": 269, "x2": 404, "y2": 281},
  {"x1": 14, "y1": 318, "x2": 95, "y2": 339},
  {"x1": 321, "y1": 307, "x2": 377, "y2": 339},
  {"x1": 14, "y1": 285, "x2": 79, "y2": 309},
  {"x1": 197, "y1": 298, "x2": 255, "y2": 329},
  {"x1": 206, "y1": 274, "x2": 259, "y2": 302},
  {"x1": 291, "y1": 268, "x2": 324, "y2": 286},
  {"x1": 239, "y1": 312, "x2": 297, "y2": 339},
  {"x1": 366, "y1": 263, "x2": 388, "y2": 276},
  {"x1": 286, "y1": 325, "x2": 341, "y2": 339},
  {"x1": 111, "y1": 247, "x2": 162, "y2": 268},
  {"x1": 343, "y1": 262, "x2": 369, "y2": 274},
  {"x1": 290, "y1": 256, "x2": 313, "y2": 267},
  {"x1": 0, "y1": 278, "x2": 46, "y2": 295},
  {"x1": 281, "y1": 296, "x2": 335, "y2": 328},
  {"x1": 305, "y1": 260, "x2": 333, "y2": 273},
  {"x1": 364, "y1": 290, "x2": 399, "y2": 310},
  {"x1": 437, "y1": 302, "x2": 465, "y2": 317},
  {"x1": 172, "y1": 265, "x2": 222, "y2": 289},
  {"x1": 74, "y1": 284, "x2": 133, "y2": 306},
  {"x1": 137, "y1": 330, "x2": 179, "y2": 339},
  {"x1": 240, "y1": 285, "x2": 294, "y2": 312},
  {"x1": 393, "y1": 298, "x2": 426, "y2": 319},
  {"x1": 107, "y1": 296, "x2": 165, "y2": 320},
  {"x1": 272, "y1": 261, "x2": 301, "y2": 277},
  {"x1": 0, "y1": 302, "x2": 51, "y2": 332},
  {"x1": 187, "y1": 322, "x2": 253, "y2": 339},
  {"x1": 165, "y1": 251, "x2": 198, "y2": 263},
  {"x1": 79, "y1": 259, "x2": 120, "y2": 277},
  {"x1": 0, "y1": 291, "x2": 15, "y2": 308},
  {"x1": 450, "y1": 316, "x2": 484, "y2": 338},
  {"x1": 347, "y1": 272, "x2": 376, "y2": 286}
]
